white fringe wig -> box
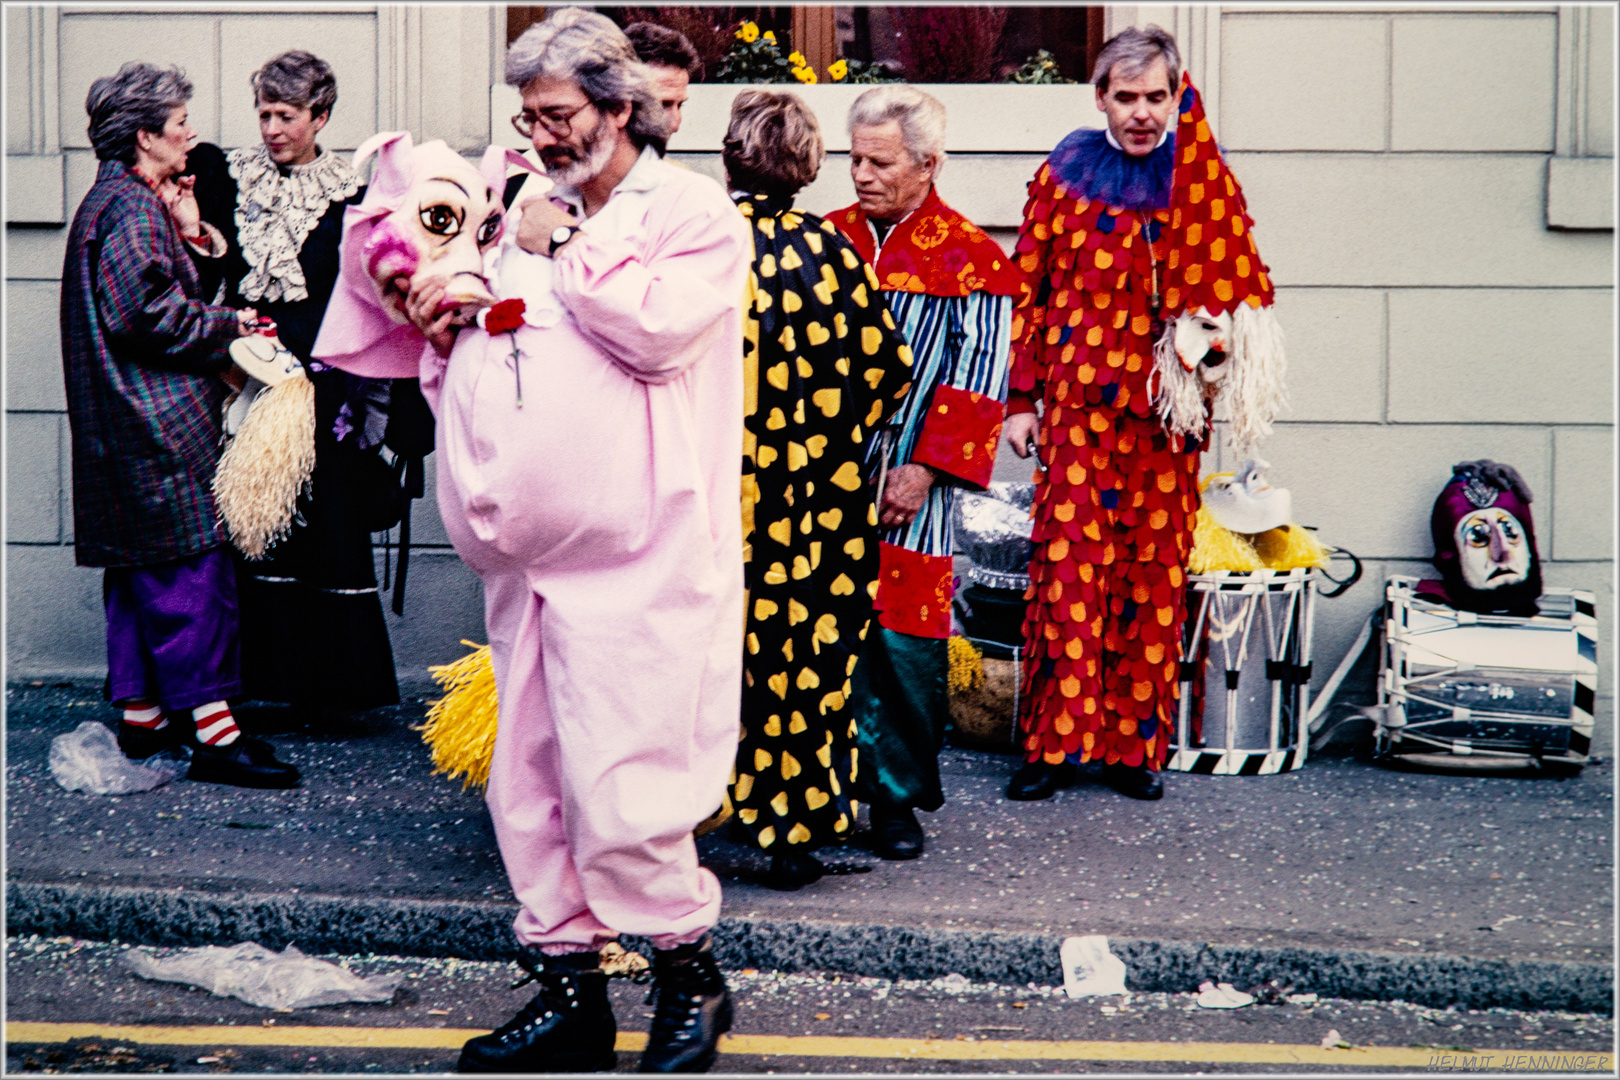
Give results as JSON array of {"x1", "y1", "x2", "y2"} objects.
[
  {"x1": 1152, "y1": 302, "x2": 1288, "y2": 455},
  {"x1": 213, "y1": 376, "x2": 317, "y2": 560}
]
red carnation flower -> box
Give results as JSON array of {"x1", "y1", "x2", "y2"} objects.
[{"x1": 484, "y1": 299, "x2": 527, "y2": 335}]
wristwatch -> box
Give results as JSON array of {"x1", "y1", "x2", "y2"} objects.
[{"x1": 548, "y1": 225, "x2": 580, "y2": 256}]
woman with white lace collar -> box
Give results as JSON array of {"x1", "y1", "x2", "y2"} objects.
[{"x1": 187, "y1": 50, "x2": 418, "y2": 724}]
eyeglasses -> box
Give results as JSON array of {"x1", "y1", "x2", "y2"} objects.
[{"x1": 511, "y1": 101, "x2": 595, "y2": 139}]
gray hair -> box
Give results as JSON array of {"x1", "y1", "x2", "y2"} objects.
[
  {"x1": 250, "y1": 50, "x2": 338, "y2": 119},
  {"x1": 1092, "y1": 25, "x2": 1180, "y2": 94},
  {"x1": 85, "y1": 61, "x2": 193, "y2": 164},
  {"x1": 505, "y1": 8, "x2": 671, "y2": 153},
  {"x1": 848, "y1": 84, "x2": 946, "y2": 169}
]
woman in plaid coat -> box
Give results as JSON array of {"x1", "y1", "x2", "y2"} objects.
[{"x1": 61, "y1": 61, "x2": 298, "y2": 788}]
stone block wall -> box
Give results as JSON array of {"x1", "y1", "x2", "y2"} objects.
[{"x1": 8, "y1": 6, "x2": 1614, "y2": 746}]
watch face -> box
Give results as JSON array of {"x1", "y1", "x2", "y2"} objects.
[{"x1": 553, "y1": 226, "x2": 573, "y2": 244}]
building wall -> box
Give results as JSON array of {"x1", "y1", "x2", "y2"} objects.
[{"x1": 8, "y1": 6, "x2": 1615, "y2": 742}]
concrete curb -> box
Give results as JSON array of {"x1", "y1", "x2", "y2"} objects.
[{"x1": 8, "y1": 881, "x2": 1612, "y2": 1015}]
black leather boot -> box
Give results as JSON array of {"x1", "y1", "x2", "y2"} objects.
[
  {"x1": 187, "y1": 736, "x2": 300, "y2": 789},
  {"x1": 765, "y1": 851, "x2": 824, "y2": 891},
  {"x1": 459, "y1": 949, "x2": 617, "y2": 1073},
  {"x1": 117, "y1": 720, "x2": 183, "y2": 761},
  {"x1": 1102, "y1": 762, "x2": 1164, "y2": 801},
  {"x1": 638, "y1": 936, "x2": 732, "y2": 1073},
  {"x1": 1006, "y1": 760, "x2": 1077, "y2": 801},
  {"x1": 868, "y1": 803, "x2": 925, "y2": 860}
]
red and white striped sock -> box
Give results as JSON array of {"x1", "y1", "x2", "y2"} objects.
[
  {"x1": 192, "y1": 701, "x2": 240, "y2": 747},
  {"x1": 121, "y1": 700, "x2": 168, "y2": 730}
]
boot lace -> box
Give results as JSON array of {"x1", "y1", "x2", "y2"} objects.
[
  {"x1": 494, "y1": 954, "x2": 585, "y2": 1041},
  {"x1": 644, "y1": 959, "x2": 720, "y2": 1046}
]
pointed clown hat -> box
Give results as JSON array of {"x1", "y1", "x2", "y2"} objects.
[{"x1": 1152, "y1": 73, "x2": 1286, "y2": 453}]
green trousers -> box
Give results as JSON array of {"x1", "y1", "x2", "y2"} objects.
[{"x1": 850, "y1": 626, "x2": 948, "y2": 811}]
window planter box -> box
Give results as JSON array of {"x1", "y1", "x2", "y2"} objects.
[{"x1": 491, "y1": 82, "x2": 1099, "y2": 154}]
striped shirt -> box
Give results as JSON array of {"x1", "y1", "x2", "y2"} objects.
[{"x1": 867, "y1": 289, "x2": 1012, "y2": 557}]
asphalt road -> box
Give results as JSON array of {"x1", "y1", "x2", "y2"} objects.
[
  {"x1": 6, "y1": 936, "x2": 1613, "y2": 1075},
  {"x1": 6, "y1": 682, "x2": 1612, "y2": 965}
]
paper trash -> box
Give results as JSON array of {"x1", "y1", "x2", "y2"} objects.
[
  {"x1": 1060, "y1": 935, "x2": 1128, "y2": 998},
  {"x1": 1196, "y1": 980, "x2": 1255, "y2": 1009}
]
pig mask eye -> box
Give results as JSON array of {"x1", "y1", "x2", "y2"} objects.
[
  {"x1": 476, "y1": 211, "x2": 502, "y2": 248},
  {"x1": 419, "y1": 203, "x2": 464, "y2": 237}
]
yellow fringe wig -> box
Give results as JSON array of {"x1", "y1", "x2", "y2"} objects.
[
  {"x1": 1190, "y1": 473, "x2": 1331, "y2": 574},
  {"x1": 213, "y1": 378, "x2": 317, "y2": 560}
]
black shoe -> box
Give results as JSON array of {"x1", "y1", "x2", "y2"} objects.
[
  {"x1": 765, "y1": 852, "x2": 824, "y2": 891},
  {"x1": 1102, "y1": 762, "x2": 1164, "y2": 801},
  {"x1": 1006, "y1": 760, "x2": 1077, "y2": 801},
  {"x1": 639, "y1": 935, "x2": 732, "y2": 1073},
  {"x1": 187, "y1": 736, "x2": 300, "y2": 789},
  {"x1": 117, "y1": 720, "x2": 182, "y2": 761},
  {"x1": 460, "y1": 950, "x2": 617, "y2": 1073},
  {"x1": 869, "y1": 804, "x2": 925, "y2": 860}
]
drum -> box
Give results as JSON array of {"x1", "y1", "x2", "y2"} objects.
[
  {"x1": 1375, "y1": 577, "x2": 1598, "y2": 770},
  {"x1": 1169, "y1": 568, "x2": 1316, "y2": 775},
  {"x1": 949, "y1": 483, "x2": 1034, "y2": 750}
]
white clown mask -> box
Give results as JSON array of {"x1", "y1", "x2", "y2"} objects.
[
  {"x1": 1454, "y1": 507, "x2": 1531, "y2": 591},
  {"x1": 1152, "y1": 301, "x2": 1287, "y2": 455},
  {"x1": 1173, "y1": 306, "x2": 1234, "y2": 385}
]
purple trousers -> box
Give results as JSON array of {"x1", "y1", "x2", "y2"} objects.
[{"x1": 105, "y1": 546, "x2": 241, "y2": 712}]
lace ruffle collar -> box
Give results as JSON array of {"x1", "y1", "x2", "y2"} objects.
[{"x1": 229, "y1": 144, "x2": 359, "y2": 303}]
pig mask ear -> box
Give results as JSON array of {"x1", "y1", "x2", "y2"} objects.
[
  {"x1": 479, "y1": 145, "x2": 548, "y2": 200},
  {"x1": 353, "y1": 131, "x2": 415, "y2": 206}
]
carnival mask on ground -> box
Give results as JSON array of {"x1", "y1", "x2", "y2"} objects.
[
  {"x1": 1202, "y1": 458, "x2": 1291, "y2": 535},
  {"x1": 311, "y1": 137, "x2": 541, "y2": 379},
  {"x1": 1151, "y1": 74, "x2": 1287, "y2": 454},
  {"x1": 1429, "y1": 460, "x2": 1542, "y2": 616}
]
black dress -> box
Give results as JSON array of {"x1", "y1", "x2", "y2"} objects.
[{"x1": 189, "y1": 143, "x2": 422, "y2": 713}]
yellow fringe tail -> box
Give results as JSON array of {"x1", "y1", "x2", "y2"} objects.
[
  {"x1": 417, "y1": 642, "x2": 499, "y2": 790},
  {"x1": 947, "y1": 634, "x2": 987, "y2": 695}
]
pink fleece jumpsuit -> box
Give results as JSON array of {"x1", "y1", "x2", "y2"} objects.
[{"x1": 422, "y1": 152, "x2": 750, "y2": 952}]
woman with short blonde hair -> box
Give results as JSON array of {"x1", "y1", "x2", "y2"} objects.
[{"x1": 722, "y1": 89, "x2": 824, "y2": 199}]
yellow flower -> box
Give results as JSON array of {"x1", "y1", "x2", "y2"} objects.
[
  {"x1": 763, "y1": 30, "x2": 776, "y2": 43},
  {"x1": 793, "y1": 66, "x2": 818, "y2": 84},
  {"x1": 788, "y1": 50, "x2": 806, "y2": 66},
  {"x1": 828, "y1": 59, "x2": 848, "y2": 81},
  {"x1": 738, "y1": 20, "x2": 759, "y2": 43}
]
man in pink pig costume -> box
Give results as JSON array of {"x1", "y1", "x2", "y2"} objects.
[{"x1": 313, "y1": 9, "x2": 749, "y2": 1074}]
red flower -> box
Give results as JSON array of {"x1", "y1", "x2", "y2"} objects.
[{"x1": 484, "y1": 299, "x2": 527, "y2": 335}]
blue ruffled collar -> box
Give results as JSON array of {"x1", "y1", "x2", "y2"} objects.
[{"x1": 1047, "y1": 128, "x2": 1175, "y2": 211}]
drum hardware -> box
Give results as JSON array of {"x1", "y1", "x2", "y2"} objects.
[{"x1": 1371, "y1": 577, "x2": 1598, "y2": 772}]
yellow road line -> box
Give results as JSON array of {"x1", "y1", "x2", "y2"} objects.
[{"x1": 6, "y1": 1023, "x2": 1609, "y2": 1069}]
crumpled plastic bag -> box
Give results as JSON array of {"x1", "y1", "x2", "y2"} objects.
[
  {"x1": 121, "y1": 942, "x2": 402, "y2": 1010},
  {"x1": 50, "y1": 721, "x2": 189, "y2": 795},
  {"x1": 1060, "y1": 935, "x2": 1128, "y2": 998}
]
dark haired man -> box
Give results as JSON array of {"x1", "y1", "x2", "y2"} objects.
[{"x1": 625, "y1": 22, "x2": 699, "y2": 135}]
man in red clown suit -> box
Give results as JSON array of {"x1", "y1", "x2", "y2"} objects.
[
  {"x1": 831, "y1": 85, "x2": 1022, "y2": 859},
  {"x1": 1002, "y1": 25, "x2": 1286, "y2": 803}
]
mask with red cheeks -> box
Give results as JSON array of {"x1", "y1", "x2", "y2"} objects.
[{"x1": 351, "y1": 133, "x2": 508, "y2": 325}]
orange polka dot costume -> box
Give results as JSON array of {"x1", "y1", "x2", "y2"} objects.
[{"x1": 1008, "y1": 74, "x2": 1280, "y2": 772}]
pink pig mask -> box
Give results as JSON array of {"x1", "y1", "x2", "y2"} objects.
[{"x1": 311, "y1": 133, "x2": 544, "y2": 379}]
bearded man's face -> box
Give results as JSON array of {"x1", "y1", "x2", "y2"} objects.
[{"x1": 519, "y1": 75, "x2": 624, "y2": 187}]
